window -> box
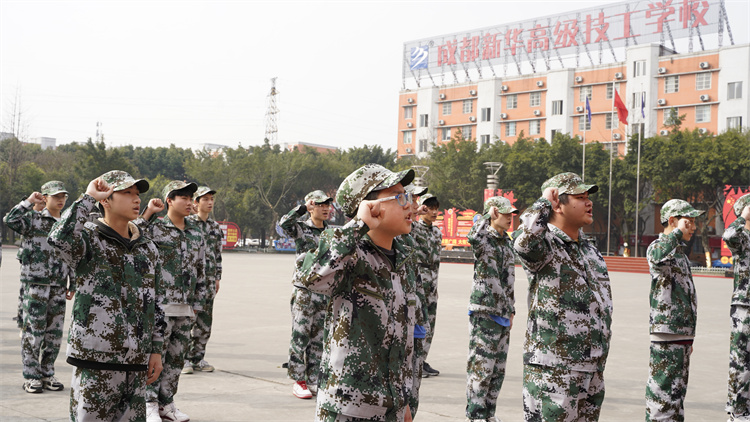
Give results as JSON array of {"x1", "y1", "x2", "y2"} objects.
[
  {"x1": 530, "y1": 92, "x2": 541, "y2": 107},
  {"x1": 665, "y1": 76, "x2": 679, "y2": 93},
  {"x1": 550, "y1": 129, "x2": 559, "y2": 140},
  {"x1": 505, "y1": 122, "x2": 516, "y2": 137},
  {"x1": 442, "y1": 102, "x2": 452, "y2": 115},
  {"x1": 481, "y1": 107, "x2": 491, "y2": 122},
  {"x1": 696, "y1": 73, "x2": 711, "y2": 90},
  {"x1": 463, "y1": 100, "x2": 473, "y2": 114},
  {"x1": 663, "y1": 107, "x2": 679, "y2": 124},
  {"x1": 634, "y1": 60, "x2": 646, "y2": 77},
  {"x1": 728, "y1": 82, "x2": 743, "y2": 100},
  {"x1": 727, "y1": 116, "x2": 743, "y2": 130},
  {"x1": 695, "y1": 105, "x2": 711, "y2": 123},
  {"x1": 530, "y1": 119, "x2": 541, "y2": 135},
  {"x1": 403, "y1": 131, "x2": 413, "y2": 144},
  {"x1": 551, "y1": 100, "x2": 563, "y2": 115},
  {"x1": 605, "y1": 112, "x2": 619, "y2": 129},
  {"x1": 579, "y1": 116, "x2": 591, "y2": 131},
  {"x1": 579, "y1": 86, "x2": 592, "y2": 102},
  {"x1": 404, "y1": 106, "x2": 414, "y2": 119},
  {"x1": 463, "y1": 126, "x2": 472, "y2": 140},
  {"x1": 419, "y1": 139, "x2": 428, "y2": 153},
  {"x1": 506, "y1": 94, "x2": 517, "y2": 109},
  {"x1": 632, "y1": 92, "x2": 645, "y2": 110},
  {"x1": 606, "y1": 84, "x2": 613, "y2": 100},
  {"x1": 480, "y1": 134, "x2": 490, "y2": 145},
  {"x1": 419, "y1": 114, "x2": 429, "y2": 127},
  {"x1": 441, "y1": 128, "x2": 451, "y2": 141}
]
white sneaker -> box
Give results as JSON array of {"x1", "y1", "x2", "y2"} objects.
[
  {"x1": 160, "y1": 402, "x2": 190, "y2": 422},
  {"x1": 488, "y1": 417, "x2": 503, "y2": 422},
  {"x1": 146, "y1": 402, "x2": 161, "y2": 422},
  {"x1": 308, "y1": 383, "x2": 318, "y2": 395},
  {"x1": 181, "y1": 360, "x2": 193, "y2": 374},
  {"x1": 195, "y1": 359, "x2": 214, "y2": 372},
  {"x1": 730, "y1": 414, "x2": 750, "y2": 422},
  {"x1": 292, "y1": 380, "x2": 313, "y2": 399}
]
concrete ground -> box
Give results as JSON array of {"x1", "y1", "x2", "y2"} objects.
[{"x1": 0, "y1": 248, "x2": 735, "y2": 421}]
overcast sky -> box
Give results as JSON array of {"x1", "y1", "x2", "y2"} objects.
[{"x1": 2, "y1": 0, "x2": 748, "y2": 152}]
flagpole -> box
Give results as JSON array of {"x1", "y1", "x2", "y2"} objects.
[
  {"x1": 635, "y1": 87, "x2": 644, "y2": 257},
  {"x1": 607, "y1": 80, "x2": 615, "y2": 256},
  {"x1": 582, "y1": 122, "x2": 586, "y2": 182}
]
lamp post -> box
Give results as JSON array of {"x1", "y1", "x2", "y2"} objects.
[
  {"x1": 412, "y1": 165, "x2": 429, "y2": 188},
  {"x1": 483, "y1": 162, "x2": 503, "y2": 190}
]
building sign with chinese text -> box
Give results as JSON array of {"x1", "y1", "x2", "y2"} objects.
[
  {"x1": 218, "y1": 221, "x2": 241, "y2": 250},
  {"x1": 721, "y1": 185, "x2": 750, "y2": 264}
]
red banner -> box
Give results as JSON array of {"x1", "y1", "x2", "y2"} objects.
[
  {"x1": 721, "y1": 186, "x2": 750, "y2": 263},
  {"x1": 217, "y1": 221, "x2": 241, "y2": 250}
]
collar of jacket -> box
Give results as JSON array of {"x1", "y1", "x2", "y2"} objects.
[
  {"x1": 364, "y1": 234, "x2": 414, "y2": 271},
  {"x1": 548, "y1": 223, "x2": 589, "y2": 244},
  {"x1": 41, "y1": 208, "x2": 60, "y2": 221},
  {"x1": 94, "y1": 219, "x2": 146, "y2": 250},
  {"x1": 163, "y1": 214, "x2": 196, "y2": 231},
  {"x1": 304, "y1": 217, "x2": 328, "y2": 230}
]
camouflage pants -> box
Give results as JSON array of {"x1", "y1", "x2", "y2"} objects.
[
  {"x1": 186, "y1": 297, "x2": 214, "y2": 364},
  {"x1": 70, "y1": 367, "x2": 146, "y2": 422},
  {"x1": 422, "y1": 268, "x2": 439, "y2": 358},
  {"x1": 466, "y1": 313, "x2": 510, "y2": 420},
  {"x1": 288, "y1": 287, "x2": 327, "y2": 385},
  {"x1": 523, "y1": 364, "x2": 605, "y2": 422},
  {"x1": 645, "y1": 341, "x2": 691, "y2": 422},
  {"x1": 16, "y1": 283, "x2": 24, "y2": 329},
  {"x1": 22, "y1": 283, "x2": 66, "y2": 380},
  {"x1": 411, "y1": 337, "x2": 425, "y2": 418},
  {"x1": 728, "y1": 305, "x2": 750, "y2": 416},
  {"x1": 147, "y1": 315, "x2": 193, "y2": 405},
  {"x1": 316, "y1": 405, "x2": 407, "y2": 422}
]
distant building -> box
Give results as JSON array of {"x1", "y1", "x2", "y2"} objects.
[
  {"x1": 283, "y1": 141, "x2": 339, "y2": 154},
  {"x1": 28, "y1": 137, "x2": 56, "y2": 150},
  {"x1": 0, "y1": 132, "x2": 14, "y2": 141},
  {"x1": 198, "y1": 143, "x2": 230, "y2": 151}
]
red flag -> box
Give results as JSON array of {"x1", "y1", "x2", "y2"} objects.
[{"x1": 614, "y1": 89, "x2": 628, "y2": 125}]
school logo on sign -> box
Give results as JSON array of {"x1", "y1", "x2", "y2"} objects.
[{"x1": 410, "y1": 45, "x2": 429, "y2": 70}]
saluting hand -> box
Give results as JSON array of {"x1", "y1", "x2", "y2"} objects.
[
  {"x1": 357, "y1": 199, "x2": 383, "y2": 230},
  {"x1": 148, "y1": 198, "x2": 165, "y2": 214},
  {"x1": 305, "y1": 199, "x2": 316, "y2": 213},
  {"x1": 543, "y1": 187, "x2": 560, "y2": 209},
  {"x1": 742, "y1": 205, "x2": 750, "y2": 220},
  {"x1": 26, "y1": 192, "x2": 45, "y2": 205},
  {"x1": 415, "y1": 204, "x2": 428, "y2": 216},
  {"x1": 86, "y1": 178, "x2": 114, "y2": 201},
  {"x1": 489, "y1": 206, "x2": 500, "y2": 221}
]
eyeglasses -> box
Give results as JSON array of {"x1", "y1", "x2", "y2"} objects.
[
  {"x1": 373, "y1": 192, "x2": 413, "y2": 207},
  {"x1": 314, "y1": 203, "x2": 331, "y2": 208}
]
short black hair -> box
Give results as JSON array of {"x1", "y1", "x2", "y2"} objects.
[
  {"x1": 558, "y1": 193, "x2": 570, "y2": 205},
  {"x1": 364, "y1": 191, "x2": 379, "y2": 201},
  {"x1": 423, "y1": 197, "x2": 439, "y2": 209},
  {"x1": 167, "y1": 187, "x2": 194, "y2": 201}
]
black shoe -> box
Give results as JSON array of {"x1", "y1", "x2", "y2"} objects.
[
  {"x1": 281, "y1": 362, "x2": 289, "y2": 368},
  {"x1": 423, "y1": 362, "x2": 440, "y2": 376}
]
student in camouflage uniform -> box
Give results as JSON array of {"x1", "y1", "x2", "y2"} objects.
[
  {"x1": 514, "y1": 172, "x2": 613, "y2": 422},
  {"x1": 465, "y1": 196, "x2": 518, "y2": 422},
  {"x1": 645, "y1": 199, "x2": 703, "y2": 421},
  {"x1": 411, "y1": 192, "x2": 443, "y2": 378},
  {"x1": 726, "y1": 194, "x2": 750, "y2": 422},
  {"x1": 13, "y1": 200, "x2": 47, "y2": 332},
  {"x1": 48, "y1": 171, "x2": 166, "y2": 421},
  {"x1": 182, "y1": 186, "x2": 223, "y2": 375},
  {"x1": 296, "y1": 164, "x2": 417, "y2": 422},
  {"x1": 279, "y1": 189, "x2": 333, "y2": 399},
  {"x1": 4, "y1": 181, "x2": 74, "y2": 394},
  {"x1": 137, "y1": 181, "x2": 207, "y2": 422}
]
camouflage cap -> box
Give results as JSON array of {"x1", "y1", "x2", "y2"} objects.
[
  {"x1": 418, "y1": 193, "x2": 436, "y2": 206},
  {"x1": 336, "y1": 164, "x2": 415, "y2": 218},
  {"x1": 734, "y1": 193, "x2": 750, "y2": 216},
  {"x1": 162, "y1": 180, "x2": 198, "y2": 200},
  {"x1": 304, "y1": 190, "x2": 332, "y2": 204},
  {"x1": 484, "y1": 196, "x2": 518, "y2": 214},
  {"x1": 405, "y1": 184, "x2": 428, "y2": 196},
  {"x1": 193, "y1": 186, "x2": 217, "y2": 201},
  {"x1": 99, "y1": 171, "x2": 149, "y2": 193},
  {"x1": 660, "y1": 199, "x2": 704, "y2": 223},
  {"x1": 41, "y1": 181, "x2": 68, "y2": 196},
  {"x1": 541, "y1": 172, "x2": 598, "y2": 195}
]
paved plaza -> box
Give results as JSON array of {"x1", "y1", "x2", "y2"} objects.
[{"x1": 0, "y1": 248, "x2": 734, "y2": 421}]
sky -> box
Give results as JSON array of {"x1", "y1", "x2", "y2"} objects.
[{"x1": 1, "y1": 0, "x2": 748, "y2": 152}]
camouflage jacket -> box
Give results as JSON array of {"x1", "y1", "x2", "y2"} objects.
[
  {"x1": 397, "y1": 232, "x2": 429, "y2": 330},
  {"x1": 295, "y1": 218, "x2": 417, "y2": 420},
  {"x1": 411, "y1": 219, "x2": 442, "y2": 272},
  {"x1": 187, "y1": 214, "x2": 223, "y2": 295},
  {"x1": 724, "y1": 217, "x2": 750, "y2": 306},
  {"x1": 135, "y1": 214, "x2": 207, "y2": 311},
  {"x1": 467, "y1": 213, "x2": 515, "y2": 318},
  {"x1": 514, "y1": 198, "x2": 613, "y2": 372},
  {"x1": 647, "y1": 230, "x2": 697, "y2": 336},
  {"x1": 278, "y1": 205, "x2": 328, "y2": 272},
  {"x1": 48, "y1": 194, "x2": 166, "y2": 365},
  {"x1": 4, "y1": 200, "x2": 72, "y2": 288}
]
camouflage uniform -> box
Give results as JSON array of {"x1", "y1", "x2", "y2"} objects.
[
  {"x1": 410, "y1": 203, "x2": 442, "y2": 358},
  {"x1": 278, "y1": 190, "x2": 331, "y2": 386},
  {"x1": 185, "y1": 186, "x2": 223, "y2": 367},
  {"x1": 135, "y1": 181, "x2": 207, "y2": 407},
  {"x1": 296, "y1": 164, "x2": 417, "y2": 422},
  {"x1": 725, "y1": 194, "x2": 750, "y2": 417},
  {"x1": 514, "y1": 173, "x2": 613, "y2": 422},
  {"x1": 15, "y1": 234, "x2": 34, "y2": 329},
  {"x1": 645, "y1": 199, "x2": 703, "y2": 422},
  {"x1": 47, "y1": 171, "x2": 165, "y2": 421},
  {"x1": 465, "y1": 197, "x2": 517, "y2": 421},
  {"x1": 3, "y1": 181, "x2": 72, "y2": 384}
]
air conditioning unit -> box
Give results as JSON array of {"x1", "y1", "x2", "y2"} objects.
[
  {"x1": 406, "y1": 122, "x2": 413, "y2": 128},
  {"x1": 405, "y1": 148, "x2": 412, "y2": 153},
  {"x1": 698, "y1": 128, "x2": 708, "y2": 134},
  {"x1": 658, "y1": 67, "x2": 667, "y2": 74},
  {"x1": 660, "y1": 129, "x2": 669, "y2": 136},
  {"x1": 533, "y1": 110, "x2": 541, "y2": 116},
  {"x1": 613, "y1": 133, "x2": 621, "y2": 140},
  {"x1": 500, "y1": 113, "x2": 508, "y2": 119},
  {"x1": 407, "y1": 98, "x2": 414, "y2": 104},
  {"x1": 575, "y1": 76, "x2": 583, "y2": 83},
  {"x1": 699, "y1": 62, "x2": 710, "y2": 69},
  {"x1": 536, "y1": 81, "x2": 544, "y2": 87},
  {"x1": 469, "y1": 116, "x2": 477, "y2": 122},
  {"x1": 615, "y1": 72, "x2": 623, "y2": 80},
  {"x1": 469, "y1": 90, "x2": 477, "y2": 95},
  {"x1": 439, "y1": 93, "x2": 446, "y2": 100},
  {"x1": 576, "y1": 106, "x2": 584, "y2": 112},
  {"x1": 657, "y1": 98, "x2": 666, "y2": 106},
  {"x1": 501, "y1": 85, "x2": 509, "y2": 91},
  {"x1": 699, "y1": 94, "x2": 710, "y2": 102},
  {"x1": 438, "y1": 120, "x2": 445, "y2": 125}
]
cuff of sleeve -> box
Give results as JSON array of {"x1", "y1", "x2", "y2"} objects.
[
  {"x1": 150, "y1": 341, "x2": 164, "y2": 355},
  {"x1": 80, "y1": 194, "x2": 99, "y2": 212},
  {"x1": 20, "y1": 199, "x2": 33, "y2": 209},
  {"x1": 296, "y1": 205, "x2": 307, "y2": 216}
]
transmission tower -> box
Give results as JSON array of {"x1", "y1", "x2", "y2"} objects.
[
  {"x1": 95, "y1": 121, "x2": 104, "y2": 143},
  {"x1": 265, "y1": 78, "x2": 279, "y2": 144}
]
